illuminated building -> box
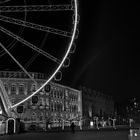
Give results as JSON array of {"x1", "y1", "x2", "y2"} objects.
[
  {"x1": 0, "y1": 71, "x2": 82, "y2": 131},
  {"x1": 79, "y1": 86, "x2": 114, "y2": 126}
]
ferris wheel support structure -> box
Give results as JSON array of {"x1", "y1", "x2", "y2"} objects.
[{"x1": 0, "y1": 79, "x2": 12, "y2": 118}]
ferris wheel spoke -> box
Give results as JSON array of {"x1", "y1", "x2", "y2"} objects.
[
  {"x1": 0, "y1": 4, "x2": 73, "y2": 12},
  {"x1": 0, "y1": 25, "x2": 61, "y2": 64},
  {"x1": 23, "y1": 33, "x2": 49, "y2": 69},
  {"x1": 0, "y1": 42, "x2": 37, "y2": 84},
  {"x1": 0, "y1": 15, "x2": 73, "y2": 38}
]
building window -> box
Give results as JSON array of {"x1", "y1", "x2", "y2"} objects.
[
  {"x1": 18, "y1": 84, "x2": 25, "y2": 95},
  {"x1": 65, "y1": 90, "x2": 68, "y2": 97},
  {"x1": 54, "y1": 104, "x2": 57, "y2": 111},
  {"x1": 31, "y1": 84, "x2": 36, "y2": 92},
  {"x1": 59, "y1": 104, "x2": 62, "y2": 112},
  {"x1": 54, "y1": 91, "x2": 57, "y2": 98},
  {"x1": 40, "y1": 97, "x2": 45, "y2": 105},
  {"x1": 50, "y1": 103, "x2": 53, "y2": 111},
  {"x1": 57, "y1": 104, "x2": 60, "y2": 112},
  {"x1": 11, "y1": 98, "x2": 15, "y2": 105},
  {"x1": 40, "y1": 115, "x2": 43, "y2": 121},
  {"x1": 39, "y1": 113, "x2": 44, "y2": 121},
  {"x1": 32, "y1": 112, "x2": 36, "y2": 121},
  {"x1": 11, "y1": 84, "x2": 16, "y2": 95},
  {"x1": 4, "y1": 83, "x2": 9, "y2": 94},
  {"x1": 57, "y1": 91, "x2": 59, "y2": 98},
  {"x1": 46, "y1": 98, "x2": 49, "y2": 106},
  {"x1": 17, "y1": 105, "x2": 24, "y2": 114},
  {"x1": 59, "y1": 91, "x2": 62, "y2": 98}
]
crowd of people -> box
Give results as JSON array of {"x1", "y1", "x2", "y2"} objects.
[
  {"x1": 80, "y1": 115, "x2": 135, "y2": 129},
  {"x1": 90, "y1": 116, "x2": 117, "y2": 128}
]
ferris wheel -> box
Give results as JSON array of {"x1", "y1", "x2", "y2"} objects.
[{"x1": 0, "y1": 0, "x2": 79, "y2": 109}]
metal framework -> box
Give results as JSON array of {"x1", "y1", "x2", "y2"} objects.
[
  {"x1": 0, "y1": 4, "x2": 73, "y2": 12},
  {"x1": 0, "y1": 0, "x2": 79, "y2": 109},
  {"x1": 0, "y1": 15, "x2": 73, "y2": 38}
]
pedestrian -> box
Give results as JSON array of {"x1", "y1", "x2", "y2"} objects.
[
  {"x1": 129, "y1": 118, "x2": 134, "y2": 127},
  {"x1": 70, "y1": 122, "x2": 75, "y2": 134}
]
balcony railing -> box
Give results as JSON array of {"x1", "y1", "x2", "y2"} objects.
[{"x1": 0, "y1": 71, "x2": 47, "y2": 79}]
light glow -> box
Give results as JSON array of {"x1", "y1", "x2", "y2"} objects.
[{"x1": 90, "y1": 121, "x2": 93, "y2": 127}]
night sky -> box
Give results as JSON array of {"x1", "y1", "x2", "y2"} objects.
[
  {"x1": 60, "y1": 0, "x2": 140, "y2": 103},
  {"x1": 0, "y1": 0, "x2": 139, "y2": 103}
]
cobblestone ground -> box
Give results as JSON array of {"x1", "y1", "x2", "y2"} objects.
[{"x1": 0, "y1": 130, "x2": 129, "y2": 140}]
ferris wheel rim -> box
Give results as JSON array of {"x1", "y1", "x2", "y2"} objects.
[{"x1": 10, "y1": 0, "x2": 78, "y2": 109}]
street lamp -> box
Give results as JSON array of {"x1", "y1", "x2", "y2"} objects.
[{"x1": 90, "y1": 121, "x2": 93, "y2": 127}]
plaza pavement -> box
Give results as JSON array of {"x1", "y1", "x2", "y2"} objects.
[{"x1": 0, "y1": 129, "x2": 129, "y2": 140}]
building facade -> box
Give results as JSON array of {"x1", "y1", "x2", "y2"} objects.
[
  {"x1": 0, "y1": 71, "x2": 82, "y2": 131},
  {"x1": 79, "y1": 86, "x2": 114, "y2": 126}
]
